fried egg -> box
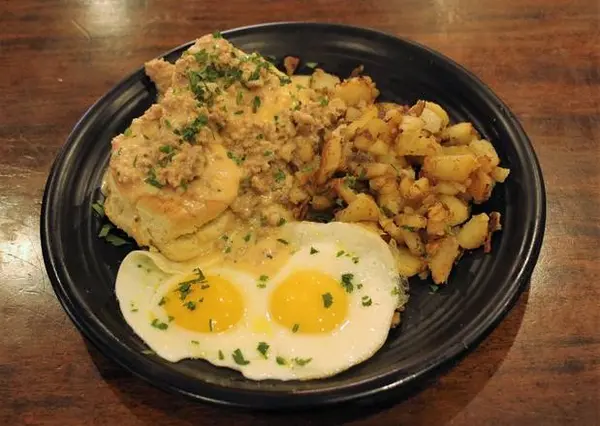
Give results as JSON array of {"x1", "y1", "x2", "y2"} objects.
[{"x1": 116, "y1": 222, "x2": 407, "y2": 380}]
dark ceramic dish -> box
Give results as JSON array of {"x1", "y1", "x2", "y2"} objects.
[{"x1": 41, "y1": 22, "x2": 545, "y2": 409}]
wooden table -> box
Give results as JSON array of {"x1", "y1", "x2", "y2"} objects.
[{"x1": 1, "y1": 0, "x2": 599, "y2": 424}]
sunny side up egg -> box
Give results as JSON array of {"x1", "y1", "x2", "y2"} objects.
[{"x1": 115, "y1": 222, "x2": 407, "y2": 381}]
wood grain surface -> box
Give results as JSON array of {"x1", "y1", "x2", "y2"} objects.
[{"x1": 1, "y1": 0, "x2": 599, "y2": 425}]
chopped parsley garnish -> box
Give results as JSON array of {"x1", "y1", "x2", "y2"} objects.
[
  {"x1": 243, "y1": 233, "x2": 252, "y2": 242},
  {"x1": 304, "y1": 61, "x2": 318, "y2": 69},
  {"x1": 391, "y1": 287, "x2": 400, "y2": 296},
  {"x1": 98, "y1": 223, "x2": 112, "y2": 238},
  {"x1": 276, "y1": 356, "x2": 287, "y2": 365},
  {"x1": 123, "y1": 127, "x2": 132, "y2": 137},
  {"x1": 279, "y1": 76, "x2": 292, "y2": 85},
  {"x1": 257, "y1": 133, "x2": 264, "y2": 140},
  {"x1": 273, "y1": 169, "x2": 286, "y2": 183},
  {"x1": 168, "y1": 315, "x2": 174, "y2": 322},
  {"x1": 224, "y1": 246, "x2": 232, "y2": 253},
  {"x1": 221, "y1": 234, "x2": 229, "y2": 241},
  {"x1": 176, "y1": 269, "x2": 206, "y2": 300},
  {"x1": 336, "y1": 250, "x2": 345, "y2": 257},
  {"x1": 103, "y1": 234, "x2": 130, "y2": 247},
  {"x1": 257, "y1": 342, "x2": 270, "y2": 359},
  {"x1": 310, "y1": 247, "x2": 319, "y2": 255},
  {"x1": 429, "y1": 284, "x2": 441, "y2": 293},
  {"x1": 401, "y1": 225, "x2": 416, "y2": 232},
  {"x1": 218, "y1": 350, "x2": 224, "y2": 360},
  {"x1": 361, "y1": 296, "x2": 373, "y2": 307},
  {"x1": 158, "y1": 297, "x2": 167, "y2": 306},
  {"x1": 91, "y1": 202, "x2": 104, "y2": 217},
  {"x1": 159, "y1": 145, "x2": 174, "y2": 154},
  {"x1": 145, "y1": 168, "x2": 163, "y2": 188},
  {"x1": 259, "y1": 274, "x2": 269, "y2": 282},
  {"x1": 341, "y1": 273, "x2": 354, "y2": 293},
  {"x1": 381, "y1": 206, "x2": 395, "y2": 217},
  {"x1": 319, "y1": 96, "x2": 329, "y2": 106},
  {"x1": 277, "y1": 217, "x2": 287, "y2": 227},
  {"x1": 232, "y1": 349, "x2": 250, "y2": 365},
  {"x1": 344, "y1": 175, "x2": 357, "y2": 189},
  {"x1": 356, "y1": 283, "x2": 363, "y2": 289},
  {"x1": 133, "y1": 155, "x2": 138, "y2": 168},
  {"x1": 212, "y1": 30, "x2": 222, "y2": 39},
  {"x1": 292, "y1": 324, "x2": 299, "y2": 333},
  {"x1": 352, "y1": 256, "x2": 360, "y2": 264},
  {"x1": 226, "y1": 151, "x2": 246, "y2": 166},
  {"x1": 174, "y1": 114, "x2": 208, "y2": 143},
  {"x1": 191, "y1": 340, "x2": 199, "y2": 345},
  {"x1": 293, "y1": 357, "x2": 312, "y2": 366},
  {"x1": 208, "y1": 319, "x2": 214, "y2": 332},
  {"x1": 151, "y1": 319, "x2": 168, "y2": 330},
  {"x1": 252, "y1": 96, "x2": 261, "y2": 113},
  {"x1": 164, "y1": 119, "x2": 172, "y2": 129},
  {"x1": 263, "y1": 149, "x2": 272, "y2": 156},
  {"x1": 234, "y1": 110, "x2": 244, "y2": 115},
  {"x1": 184, "y1": 301, "x2": 196, "y2": 311},
  {"x1": 236, "y1": 90, "x2": 244, "y2": 105},
  {"x1": 276, "y1": 238, "x2": 289, "y2": 245},
  {"x1": 322, "y1": 293, "x2": 333, "y2": 308}
]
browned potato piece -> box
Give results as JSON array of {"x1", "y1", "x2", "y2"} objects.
[
  {"x1": 309, "y1": 69, "x2": 340, "y2": 92},
  {"x1": 422, "y1": 154, "x2": 479, "y2": 182},
  {"x1": 331, "y1": 178, "x2": 357, "y2": 204},
  {"x1": 315, "y1": 135, "x2": 342, "y2": 185},
  {"x1": 469, "y1": 139, "x2": 500, "y2": 173},
  {"x1": 283, "y1": 56, "x2": 300, "y2": 75},
  {"x1": 491, "y1": 166, "x2": 510, "y2": 183},
  {"x1": 457, "y1": 213, "x2": 489, "y2": 249},
  {"x1": 434, "y1": 181, "x2": 467, "y2": 195},
  {"x1": 333, "y1": 76, "x2": 379, "y2": 107},
  {"x1": 428, "y1": 235, "x2": 460, "y2": 284},
  {"x1": 380, "y1": 217, "x2": 404, "y2": 242},
  {"x1": 389, "y1": 241, "x2": 426, "y2": 277},
  {"x1": 311, "y1": 195, "x2": 334, "y2": 211},
  {"x1": 467, "y1": 170, "x2": 494, "y2": 203},
  {"x1": 440, "y1": 122, "x2": 478, "y2": 145},
  {"x1": 419, "y1": 102, "x2": 449, "y2": 134},
  {"x1": 394, "y1": 213, "x2": 427, "y2": 230},
  {"x1": 396, "y1": 134, "x2": 442, "y2": 156},
  {"x1": 400, "y1": 228, "x2": 425, "y2": 256},
  {"x1": 335, "y1": 194, "x2": 380, "y2": 222},
  {"x1": 426, "y1": 202, "x2": 450, "y2": 237},
  {"x1": 364, "y1": 163, "x2": 394, "y2": 178},
  {"x1": 438, "y1": 195, "x2": 470, "y2": 226}
]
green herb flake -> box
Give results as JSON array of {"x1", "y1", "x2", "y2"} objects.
[
  {"x1": 263, "y1": 149, "x2": 273, "y2": 156},
  {"x1": 292, "y1": 323, "x2": 300, "y2": 333},
  {"x1": 104, "y1": 234, "x2": 130, "y2": 247},
  {"x1": 322, "y1": 293, "x2": 333, "y2": 308},
  {"x1": 252, "y1": 96, "x2": 261, "y2": 113},
  {"x1": 158, "y1": 297, "x2": 167, "y2": 306},
  {"x1": 159, "y1": 145, "x2": 174, "y2": 154},
  {"x1": 257, "y1": 342, "x2": 270, "y2": 359},
  {"x1": 257, "y1": 134, "x2": 264, "y2": 140},
  {"x1": 279, "y1": 76, "x2": 292, "y2": 86},
  {"x1": 174, "y1": 114, "x2": 209, "y2": 143},
  {"x1": 98, "y1": 223, "x2": 112, "y2": 238},
  {"x1": 225, "y1": 246, "x2": 232, "y2": 253},
  {"x1": 341, "y1": 273, "x2": 354, "y2": 293},
  {"x1": 276, "y1": 356, "x2": 287, "y2": 365},
  {"x1": 293, "y1": 357, "x2": 312, "y2": 366},
  {"x1": 212, "y1": 30, "x2": 222, "y2": 39},
  {"x1": 273, "y1": 169, "x2": 286, "y2": 183},
  {"x1": 310, "y1": 247, "x2": 319, "y2": 255},
  {"x1": 185, "y1": 301, "x2": 196, "y2": 311},
  {"x1": 227, "y1": 150, "x2": 245, "y2": 166},
  {"x1": 151, "y1": 319, "x2": 168, "y2": 330},
  {"x1": 123, "y1": 127, "x2": 132, "y2": 137},
  {"x1": 218, "y1": 350, "x2": 224, "y2": 360},
  {"x1": 429, "y1": 284, "x2": 441, "y2": 293},
  {"x1": 391, "y1": 287, "x2": 400, "y2": 296},
  {"x1": 361, "y1": 296, "x2": 373, "y2": 307},
  {"x1": 357, "y1": 283, "x2": 363, "y2": 290},
  {"x1": 234, "y1": 110, "x2": 244, "y2": 115},
  {"x1": 191, "y1": 340, "x2": 199, "y2": 345},
  {"x1": 243, "y1": 233, "x2": 252, "y2": 242},
  {"x1": 401, "y1": 225, "x2": 416, "y2": 232},
  {"x1": 236, "y1": 90, "x2": 244, "y2": 105},
  {"x1": 145, "y1": 168, "x2": 164, "y2": 189},
  {"x1": 91, "y1": 202, "x2": 104, "y2": 217},
  {"x1": 352, "y1": 256, "x2": 360, "y2": 264},
  {"x1": 276, "y1": 238, "x2": 289, "y2": 245},
  {"x1": 168, "y1": 315, "x2": 174, "y2": 322},
  {"x1": 305, "y1": 61, "x2": 318, "y2": 69},
  {"x1": 319, "y1": 96, "x2": 329, "y2": 106},
  {"x1": 232, "y1": 349, "x2": 250, "y2": 365},
  {"x1": 277, "y1": 217, "x2": 287, "y2": 227},
  {"x1": 336, "y1": 250, "x2": 345, "y2": 258},
  {"x1": 208, "y1": 319, "x2": 214, "y2": 332}
]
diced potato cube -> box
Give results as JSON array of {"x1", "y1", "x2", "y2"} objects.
[
  {"x1": 438, "y1": 195, "x2": 470, "y2": 226},
  {"x1": 440, "y1": 122, "x2": 478, "y2": 145},
  {"x1": 333, "y1": 76, "x2": 379, "y2": 107},
  {"x1": 428, "y1": 235, "x2": 460, "y2": 284},
  {"x1": 422, "y1": 154, "x2": 479, "y2": 182},
  {"x1": 457, "y1": 213, "x2": 489, "y2": 249},
  {"x1": 335, "y1": 194, "x2": 380, "y2": 222},
  {"x1": 309, "y1": 69, "x2": 341, "y2": 92},
  {"x1": 469, "y1": 139, "x2": 500, "y2": 173},
  {"x1": 491, "y1": 166, "x2": 510, "y2": 183}
]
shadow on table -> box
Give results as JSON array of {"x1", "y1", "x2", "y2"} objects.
[{"x1": 86, "y1": 287, "x2": 530, "y2": 426}]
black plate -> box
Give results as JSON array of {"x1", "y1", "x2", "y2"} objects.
[{"x1": 41, "y1": 22, "x2": 545, "y2": 409}]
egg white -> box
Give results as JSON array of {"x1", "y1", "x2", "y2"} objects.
[{"x1": 116, "y1": 222, "x2": 405, "y2": 380}]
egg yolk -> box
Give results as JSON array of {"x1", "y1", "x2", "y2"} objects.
[
  {"x1": 162, "y1": 273, "x2": 244, "y2": 333},
  {"x1": 269, "y1": 270, "x2": 348, "y2": 333}
]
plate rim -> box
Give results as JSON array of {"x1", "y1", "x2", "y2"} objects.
[{"x1": 41, "y1": 21, "x2": 546, "y2": 409}]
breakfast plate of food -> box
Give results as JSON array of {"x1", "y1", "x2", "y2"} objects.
[{"x1": 41, "y1": 22, "x2": 545, "y2": 408}]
